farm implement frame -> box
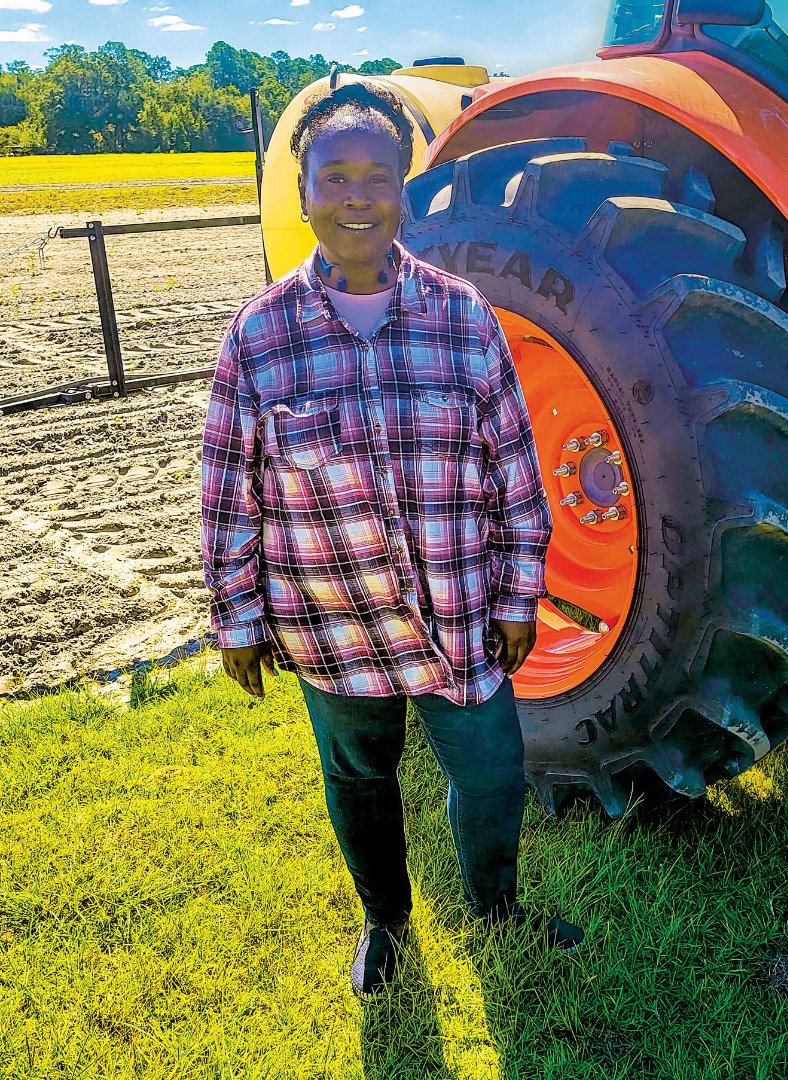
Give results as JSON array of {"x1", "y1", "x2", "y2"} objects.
[{"x1": 0, "y1": 214, "x2": 260, "y2": 417}]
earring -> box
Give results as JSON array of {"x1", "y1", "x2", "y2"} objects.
[
  {"x1": 300, "y1": 210, "x2": 309, "y2": 223},
  {"x1": 399, "y1": 212, "x2": 405, "y2": 225}
]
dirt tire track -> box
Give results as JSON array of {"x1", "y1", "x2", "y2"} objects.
[
  {"x1": 1, "y1": 381, "x2": 212, "y2": 693},
  {"x1": 1, "y1": 205, "x2": 266, "y2": 692}
]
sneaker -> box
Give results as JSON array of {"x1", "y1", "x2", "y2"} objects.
[
  {"x1": 481, "y1": 901, "x2": 585, "y2": 952},
  {"x1": 350, "y1": 917, "x2": 410, "y2": 998},
  {"x1": 534, "y1": 912, "x2": 585, "y2": 952}
]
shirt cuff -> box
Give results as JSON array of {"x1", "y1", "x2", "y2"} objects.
[
  {"x1": 216, "y1": 622, "x2": 270, "y2": 649},
  {"x1": 489, "y1": 596, "x2": 538, "y2": 623}
]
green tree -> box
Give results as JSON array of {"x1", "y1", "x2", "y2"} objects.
[
  {"x1": 36, "y1": 42, "x2": 150, "y2": 151},
  {"x1": 94, "y1": 42, "x2": 151, "y2": 150},
  {"x1": 0, "y1": 59, "x2": 48, "y2": 152},
  {"x1": 205, "y1": 41, "x2": 274, "y2": 94},
  {"x1": 256, "y1": 73, "x2": 290, "y2": 142},
  {"x1": 307, "y1": 54, "x2": 331, "y2": 82},
  {"x1": 358, "y1": 58, "x2": 401, "y2": 75},
  {"x1": 129, "y1": 48, "x2": 173, "y2": 83},
  {"x1": 0, "y1": 72, "x2": 27, "y2": 127},
  {"x1": 269, "y1": 50, "x2": 325, "y2": 94},
  {"x1": 137, "y1": 84, "x2": 198, "y2": 152},
  {"x1": 138, "y1": 70, "x2": 250, "y2": 151},
  {"x1": 0, "y1": 41, "x2": 402, "y2": 154}
]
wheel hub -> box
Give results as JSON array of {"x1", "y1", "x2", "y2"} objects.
[
  {"x1": 494, "y1": 309, "x2": 640, "y2": 699},
  {"x1": 578, "y1": 447, "x2": 623, "y2": 507}
]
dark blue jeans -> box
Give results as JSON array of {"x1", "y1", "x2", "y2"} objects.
[{"x1": 297, "y1": 675, "x2": 527, "y2": 926}]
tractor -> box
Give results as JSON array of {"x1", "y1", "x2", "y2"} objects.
[{"x1": 258, "y1": 0, "x2": 787, "y2": 818}]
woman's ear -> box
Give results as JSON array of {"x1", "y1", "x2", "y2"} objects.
[{"x1": 297, "y1": 172, "x2": 306, "y2": 215}]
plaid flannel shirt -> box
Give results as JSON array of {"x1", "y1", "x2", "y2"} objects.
[{"x1": 201, "y1": 241, "x2": 552, "y2": 705}]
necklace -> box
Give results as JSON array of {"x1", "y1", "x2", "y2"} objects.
[{"x1": 317, "y1": 245, "x2": 396, "y2": 293}]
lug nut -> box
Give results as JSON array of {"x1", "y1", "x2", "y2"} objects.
[
  {"x1": 602, "y1": 505, "x2": 627, "y2": 522},
  {"x1": 583, "y1": 430, "x2": 608, "y2": 448},
  {"x1": 579, "y1": 510, "x2": 600, "y2": 526},
  {"x1": 559, "y1": 491, "x2": 583, "y2": 507},
  {"x1": 552, "y1": 462, "x2": 577, "y2": 477},
  {"x1": 612, "y1": 482, "x2": 629, "y2": 496},
  {"x1": 605, "y1": 451, "x2": 622, "y2": 465},
  {"x1": 562, "y1": 438, "x2": 583, "y2": 453}
]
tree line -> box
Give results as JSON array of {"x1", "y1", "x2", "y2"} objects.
[{"x1": 0, "y1": 41, "x2": 401, "y2": 154}]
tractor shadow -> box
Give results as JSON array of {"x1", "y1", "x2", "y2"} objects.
[{"x1": 361, "y1": 716, "x2": 788, "y2": 1078}]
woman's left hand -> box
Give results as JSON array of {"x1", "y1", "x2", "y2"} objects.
[{"x1": 490, "y1": 618, "x2": 537, "y2": 676}]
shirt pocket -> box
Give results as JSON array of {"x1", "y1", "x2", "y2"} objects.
[
  {"x1": 413, "y1": 387, "x2": 474, "y2": 456},
  {"x1": 263, "y1": 393, "x2": 343, "y2": 470}
]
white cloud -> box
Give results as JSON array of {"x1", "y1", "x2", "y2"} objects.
[
  {"x1": 290, "y1": 0, "x2": 309, "y2": 5},
  {"x1": 353, "y1": 49, "x2": 368, "y2": 56},
  {"x1": 88, "y1": 0, "x2": 128, "y2": 6},
  {"x1": 356, "y1": 25, "x2": 367, "y2": 31},
  {"x1": 0, "y1": 20, "x2": 48, "y2": 39},
  {"x1": 147, "y1": 3, "x2": 170, "y2": 9},
  {"x1": 331, "y1": 3, "x2": 363, "y2": 16},
  {"x1": 148, "y1": 12, "x2": 203, "y2": 30},
  {"x1": 264, "y1": 16, "x2": 295, "y2": 23},
  {"x1": 0, "y1": 0, "x2": 51, "y2": 12},
  {"x1": 312, "y1": 20, "x2": 334, "y2": 30}
]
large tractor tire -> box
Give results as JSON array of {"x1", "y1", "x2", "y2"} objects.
[{"x1": 401, "y1": 139, "x2": 787, "y2": 819}]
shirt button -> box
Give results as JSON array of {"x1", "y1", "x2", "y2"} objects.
[{"x1": 387, "y1": 509, "x2": 396, "y2": 518}]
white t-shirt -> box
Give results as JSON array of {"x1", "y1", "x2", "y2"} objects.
[{"x1": 324, "y1": 284, "x2": 395, "y2": 340}]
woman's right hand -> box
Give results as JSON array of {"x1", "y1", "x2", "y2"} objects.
[{"x1": 221, "y1": 643, "x2": 278, "y2": 699}]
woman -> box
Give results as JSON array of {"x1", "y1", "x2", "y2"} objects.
[{"x1": 201, "y1": 80, "x2": 584, "y2": 999}]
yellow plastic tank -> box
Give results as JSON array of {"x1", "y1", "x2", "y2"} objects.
[{"x1": 260, "y1": 64, "x2": 489, "y2": 281}]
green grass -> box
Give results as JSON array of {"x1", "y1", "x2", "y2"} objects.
[
  {"x1": 0, "y1": 182, "x2": 258, "y2": 216},
  {"x1": 1, "y1": 662, "x2": 786, "y2": 1079},
  {"x1": 0, "y1": 152, "x2": 259, "y2": 215},
  {"x1": 2, "y1": 152, "x2": 256, "y2": 186}
]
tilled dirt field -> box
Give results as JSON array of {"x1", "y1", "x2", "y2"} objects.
[{"x1": 1, "y1": 204, "x2": 266, "y2": 693}]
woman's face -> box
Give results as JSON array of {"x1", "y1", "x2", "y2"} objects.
[{"x1": 299, "y1": 125, "x2": 403, "y2": 271}]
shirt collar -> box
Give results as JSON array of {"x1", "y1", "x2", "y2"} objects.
[{"x1": 295, "y1": 238, "x2": 428, "y2": 325}]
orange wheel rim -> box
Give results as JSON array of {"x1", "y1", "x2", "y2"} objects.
[{"x1": 495, "y1": 309, "x2": 639, "y2": 699}]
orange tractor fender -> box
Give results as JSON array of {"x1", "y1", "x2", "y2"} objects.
[{"x1": 425, "y1": 51, "x2": 788, "y2": 219}]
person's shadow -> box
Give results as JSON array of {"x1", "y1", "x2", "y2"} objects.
[
  {"x1": 356, "y1": 705, "x2": 787, "y2": 1079},
  {"x1": 357, "y1": 937, "x2": 461, "y2": 1079},
  {"x1": 355, "y1": 707, "x2": 464, "y2": 1079}
]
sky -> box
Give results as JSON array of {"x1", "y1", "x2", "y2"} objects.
[{"x1": 0, "y1": 0, "x2": 612, "y2": 76}]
